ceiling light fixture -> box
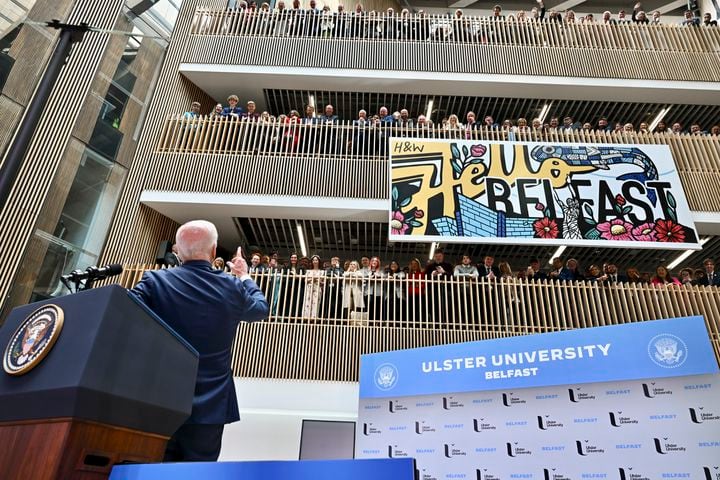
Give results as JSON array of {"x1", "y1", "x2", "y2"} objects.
[
  {"x1": 548, "y1": 245, "x2": 567, "y2": 264},
  {"x1": 429, "y1": 242, "x2": 437, "y2": 260},
  {"x1": 538, "y1": 103, "x2": 552, "y2": 124},
  {"x1": 296, "y1": 224, "x2": 308, "y2": 257},
  {"x1": 667, "y1": 237, "x2": 710, "y2": 270},
  {"x1": 425, "y1": 100, "x2": 434, "y2": 120},
  {"x1": 648, "y1": 107, "x2": 671, "y2": 132}
]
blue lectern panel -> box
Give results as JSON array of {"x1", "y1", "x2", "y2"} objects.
[{"x1": 109, "y1": 458, "x2": 415, "y2": 480}]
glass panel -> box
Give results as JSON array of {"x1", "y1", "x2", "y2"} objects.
[
  {"x1": 142, "y1": 0, "x2": 180, "y2": 36},
  {"x1": 0, "y1": 25, "x2": 21, "y2": 92},
  {"x1": 31, "y1": 148, "x2": 126, "y2": 300},
  {"x1": 88, "y1": 34, "x2": 140, "y2": 160},
  {"x1": 29, "y1": 231, "x2": 99, "y2": 301}
]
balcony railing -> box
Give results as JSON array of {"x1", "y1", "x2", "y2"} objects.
[
  {"x1": 190, "y1": 9, "x2": 720, "y2": 52},
  {"x1": 117, "y1": 265, "x2": 720, "y2": 381},
  {"x1": 154, "y1": 116, "x2": 720, "y2": 211},
  {"x1": 184, "y1": 9, "x2": 720, "y2": 82}
]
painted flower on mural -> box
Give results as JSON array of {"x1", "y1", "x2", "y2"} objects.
[
  {"x1": 450, "y1": 143, "x2": 487, "y2": 178},
  {"x1": 596, "y1": 219, "x2": 634, "y2": 241},
  {"x1": 631, "y1": 222, "x2": 657, "y2": 242},
  {"x1": 390, "y1": 210, "x2": 410, "y2": 235},
  {"x1": 470, "y1": 144, "x2": 487, "y2": 158},
  {"x1": 533, "y1": 217, "x2": 559, "y2": 239},
  {"x1": 390, "y1": 186, "x2": 424, "y2": 235},
  {"x1": 615, "y1": 194, "x2": 626, "y2": 206},
  {"x1": 655, "y1": 219, "x2": 686, "y2": 243}
]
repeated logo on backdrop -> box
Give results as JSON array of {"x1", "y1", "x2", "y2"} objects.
[
  {"x1": 357, "y1": 375, "x2": 720, "y2": 478},
  {"x1": 357, "y1": 317, "x2": 720, "y2": 479}
]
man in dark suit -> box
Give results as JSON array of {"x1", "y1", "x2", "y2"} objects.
[
  {"x1": 527, "y1": 258, "x2": 547, "y2": 281},
  {"x1": 130, "y1": 220, "x2": 269, "y2": 462},
  {"x1": 163, "y1": 243, "x2": 182, "y2": 267},
  {"x1": 478, "y1": 255, "x2": 500, "y2": 280},
  {"x1": 424, "y1": 249, "x2": 453, "y2": 325},
  {"x1": 601, "y1": 263, "x2": 627, "y2": 284},
  {"x1": 699, "y1": 258, "x2": 720, "y2": 286}
]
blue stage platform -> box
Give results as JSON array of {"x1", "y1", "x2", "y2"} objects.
[{"x1": 109, "y1": 458, "x2": 416, "y2": 480}]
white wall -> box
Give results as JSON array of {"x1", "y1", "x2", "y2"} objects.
[{"x1": 219, "y1": 378, "x2": 359, "y2": 461}]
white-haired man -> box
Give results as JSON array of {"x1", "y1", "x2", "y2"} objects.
[{"x1": 130, "y1": 220, "x2": 269, "y2": 462}]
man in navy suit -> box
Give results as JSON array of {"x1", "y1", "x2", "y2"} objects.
[
  {"x1": 699, "y1": 258, "x2": 720, "y2": 286},
  {"x1": 477, "y1": 255, "x2": 500, "y2": 280},
  {"x1": 130, "y1": 220, "x2": 269, "y2": 462}
]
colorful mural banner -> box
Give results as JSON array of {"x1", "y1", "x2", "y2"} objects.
[{"x1": 389, "y1": 139, "x2": 700, "y2": 249}]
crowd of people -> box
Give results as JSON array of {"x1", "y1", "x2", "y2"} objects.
[
  {"x1": 208, "y1": 1, "x2": 718, "y2": 41},
  {"x1": 198, "y1": 250, "x2": 720, "y2": 323},
  {"x1": 183, "y1": 98, "x2": 720, "y2": 143}
]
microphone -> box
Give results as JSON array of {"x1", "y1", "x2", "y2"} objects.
[{"x1": 61, "y1": 264, "x2": 123, "y2": 292}]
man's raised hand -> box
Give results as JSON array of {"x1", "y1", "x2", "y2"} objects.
[{"x1": 228, "y1": 247, "x2": 249, "y2": 277}]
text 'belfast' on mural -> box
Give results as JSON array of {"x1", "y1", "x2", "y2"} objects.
[{"x1": 390, "y1": 139, "x2": 699, "y2": 249}]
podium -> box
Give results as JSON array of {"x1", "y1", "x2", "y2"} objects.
[{"x1": 0, "y1": 285, "x2": 199, "y2": 480}]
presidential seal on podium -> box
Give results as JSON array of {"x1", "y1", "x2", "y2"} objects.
[{"x1": 3, "y1": 304, "x2": 64, "y2": 376}]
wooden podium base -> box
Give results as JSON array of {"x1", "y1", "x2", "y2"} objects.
[{"x1": 0, "y1": 418, "x2": 168, "y2": 480}]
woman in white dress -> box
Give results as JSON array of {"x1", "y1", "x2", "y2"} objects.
[{"x1": 302, "y1": 255, "x2": 325, "y2": 320}]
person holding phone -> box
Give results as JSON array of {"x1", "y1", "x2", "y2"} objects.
[{"x1": 130, "y1": 220, "x2": 269, "y2": 462}]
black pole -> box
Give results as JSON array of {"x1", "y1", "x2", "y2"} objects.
[{"x1": 0, "y1": 20, "x2": 89, "y2": 213}]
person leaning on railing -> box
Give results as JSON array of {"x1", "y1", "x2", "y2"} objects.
[
  {"x1": 225, "y1": 252, "x2": 720, "y2": 318},
  {"x1": 209, "y1": 103, "x2": 223, "y2": 119},
  {"x1": 221, "y1": 95, "x2": 244, "y2": 119},
  {"x1": 601, "y1": 11, "x2": 616, "y2": 25},
  {"x1": 679, "y1": 268, "x2": 694, "y2": 286},
  {"x1": 240, "y1": 100, "x2": 260, "y2": 121},
  {"x1": 324, "y1": 257, "x2": 344, "y2": 320},
  {"x1": 385, "y1": 261, "x2": 405, "y2": 324},
  {"x1": 206, "y1": 2, "x2": 720, "y2": 41},
  {"x1": 280, "y1": 252, "x2": 305, "y2": 318},
  {"x1": 632, "y1": 3, "x2": 649, "y2": 24},
  {"x1": 364, "y1": 256, "x2": 385, "y2": 323},
  {"x1": 302, "y1": 255, "x2": 325, "y2": 320},
  {"x1": 406, "y1": 258, "x2": 426, "y2": 326},
  {"x1": 342, "y1": 260, "x2": 365, "y2": 320},
  {"x1": 651, "y1": 265, "x2": 681, "y2": 286},
  {"x1": 281, "y1": 110, "x2": 301, "y2": 152},
  {"x1": 168, "y1": 111, "x2": 720, "y2": 156},
  {"x1": 183, "y1": 101, "x2": 201, "y2": 119},
  {"x1": 680, "y1": 10, "x2": 700, "y2": 27}
]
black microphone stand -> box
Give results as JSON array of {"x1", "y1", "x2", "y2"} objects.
[{"x1": 60, "y1": 269, "x2": 89, "y2": 294}]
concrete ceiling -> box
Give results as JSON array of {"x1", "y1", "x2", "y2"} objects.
[{"x1": 179, "y1": 64, "x2": 720, "y2": 116}]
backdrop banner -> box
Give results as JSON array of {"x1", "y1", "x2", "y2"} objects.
[
  {"x1": 389, "y1": 139, "x2": 700, "y2": 249},
  {"x1": 356, "y1": 317, "x2": 720, "y2": 478}
]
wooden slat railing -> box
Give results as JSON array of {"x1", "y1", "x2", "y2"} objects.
[
  {"x1": 184, "y1": 9, "x2": 720, "y2": 82},
  {"x1": 117, "y1": 265, "x2": 720, "y2": 381},
  {"x1": 153, "y1": 116, "x2": 720, "y2": 212},
  {"x1": 190, "y1": 9, "x2": 720, "y2": 52}
]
